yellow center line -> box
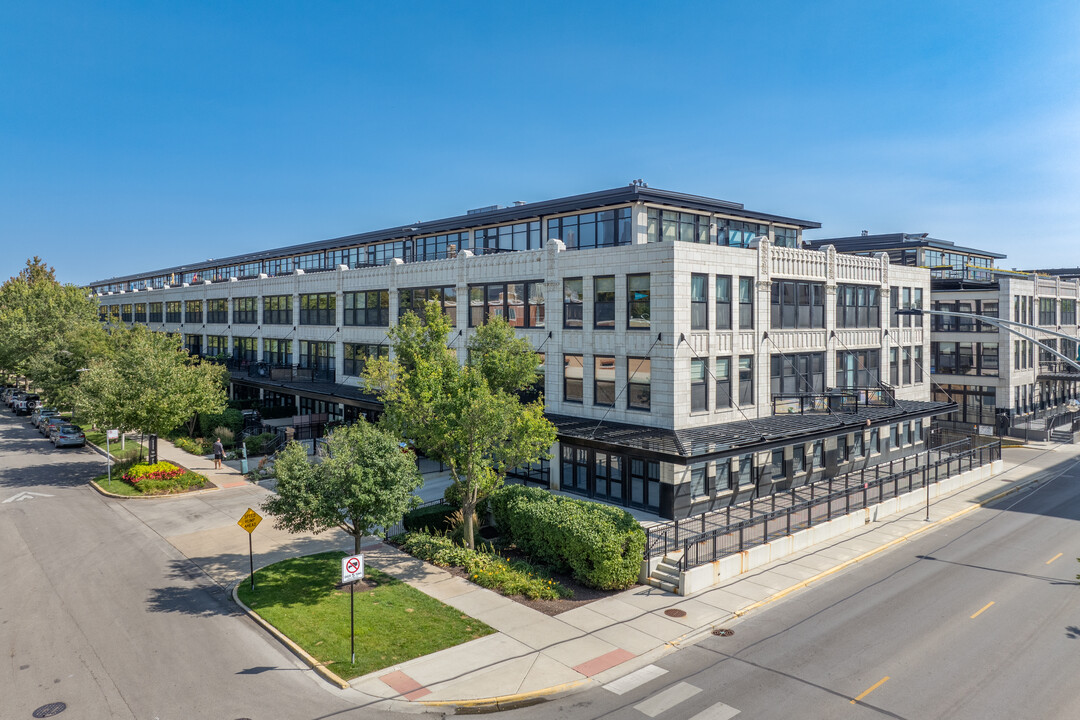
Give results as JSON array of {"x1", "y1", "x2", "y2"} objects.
[
  {"x1": 851, "y1": 676, "x2": 890, "y2": 704},
  {"x1": 970, "y1": 601, "x2": 995, "y2": 619},
  {"x1": 1046, "y1": 553, "x2": 1063, "y2": 565}
]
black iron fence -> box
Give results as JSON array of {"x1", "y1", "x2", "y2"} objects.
[{"x1": 645, "y1": 439, "x2": 1001, "y2": 571}]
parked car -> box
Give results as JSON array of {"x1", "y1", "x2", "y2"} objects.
[
  {"x1": 52, "y1": 424, "x2": 86, "y2": 448},
  {"x1": 40, "y1": 416, "x2": 65, "y2": 438},
  {"x1": 14, "y1": 393, "x2": 40, "y2": 415},
  {"x1": 31, "y1": 408, "x2": 59, "y2": 428},
  {"x1": 8, "y1": 390, "x2": 26, "y2": 409}
]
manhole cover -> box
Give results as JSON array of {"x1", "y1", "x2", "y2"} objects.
[
  {"x1": 32, "y1": 703, "x2": 66, "y2": 718},
  {"x1": 664, "y1": 609, "x2": 687, "y2": 618},
  {"x1": 712, "y1": 628, "x2": 734, "y2": 637}
]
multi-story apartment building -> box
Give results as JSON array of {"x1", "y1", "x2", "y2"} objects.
[
  {"x1": 89, "y1": 187, "x2": 951, "y2": 519},
  {"x1": 809, "y1": 233, "x2": 1080, "y2": 436}
]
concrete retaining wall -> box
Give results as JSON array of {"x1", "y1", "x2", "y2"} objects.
[{"x1": 676, "y1": 459, "x2": 1003, "y2": 596}]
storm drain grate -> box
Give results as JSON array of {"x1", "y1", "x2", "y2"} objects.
[
  {"x1": 712, "y1": 628, "x2": 734, "y2": 637},
  {"x1": 664, "y1": 609, "x2": 687, "y2": 618},
  {"x1": 32, "y1": 703, "x2": 66, "y2": 718}
]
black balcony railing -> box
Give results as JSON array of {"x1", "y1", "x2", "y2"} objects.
[{"x1": 772, "y1": 385, "x2": 895, "y2": 415}]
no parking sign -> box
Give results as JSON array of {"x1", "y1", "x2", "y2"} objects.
[{"x1": 341, "y1": 554, "x2": 364, "y2": 583}]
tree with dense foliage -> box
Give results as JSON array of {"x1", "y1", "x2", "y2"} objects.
[
  {"x1": 75, "y1": 325, "x2": 228, "y2": 452},
  {"x1": 0, "y1": 257, "x2": 102, "y2": 394},
  {"x1": 365, "y1": 304, "x2": 556, "y2": 550},
  {"x1": 261, "y1": 421, "x2": 423, "y2": 554}
]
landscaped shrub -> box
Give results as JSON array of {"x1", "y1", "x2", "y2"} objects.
[
  {"x1": 243, "y1": 432, "x2": 277, "y2": 455},
  {"x1": 122, "y1": 461, "x2": 185, "y2": 484},
  {"x1": 489, "y1": 485, "x2": 646, "y2": 590},
  {"x1": 173, "y1": 436, "x2": 212, "y2": 455},
  {"x1": 199, "y1": 408, "x2": 243, "y2": 439},
  {"x1": 401, "y1": 532, "x2": 570, "y2": 600},
  {"x1": 213, "y1": 427, "x2": 235, "y2": 448},
  {"x1": 403, "y1": 503, "x2": 457, "y2": 534}
]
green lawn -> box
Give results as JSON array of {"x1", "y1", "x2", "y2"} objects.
[{"x1": 238, "y1": 552, "x2": 494, "y2": 679}]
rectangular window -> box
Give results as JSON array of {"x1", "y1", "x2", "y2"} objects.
[
  {"x1": 891, "y1": 285, "x2": 900, "y2": 327},
  {"x1": 120, "y1": 304, "x2": 132, "y2": 322},
  {"x1": 812, "y1": 441, "x2": 823, "y2": 469},
  {"x1": 646, "y1": 208, "x2": 710, "y2": 244},
  {"x1": 902, "y1": 287, "x2": 912, "y2": 327},
  {"x1": 716, "y1": 357, "x2": 732, "y2": 408},
  {"x1": 298, "y1": 340, "x2": 335, "y2": 372},
  {"x1": 716, "y1": 276, "x2": 732, "y2": 330},
  {"x1": 594, "y1": 356, "x2": 615, "y2": 406},
  {"x1": 870, "y1": 429, "x2": 880, "y2": 454},
  {"x1": 1040, "y1": 298, "x2": 1057, "y2": 326},
  {"x1": 206, "y1": 299, "x2": 227, "y2": 324},
  {"x1": 690, "y1": 274, "x2": 708, "y2": 330},
  {"x1": 165, "y1": 301, "x2": 182, "y2": 324},
  {"x1": 233, "y1": 297, "x2": 257, "y2": 324},
  {"x1": 853, "y1": 432, "x2": 865, "y2": 457},
  {"x1": 836, "y1": 284, "x2": 881, "y2": 329},
  {"x1": 263, "y1": 338, "x2": 292, "y2": 366},
  {"x1": 343, "y1": 343, "x2": 388, "y2": 376},
  {"x1": 563, "y1": 354, "x2": 583, "y2": 403},
  {"x1": 689, "y1": 463, "x2": 708, "y2": 499},
  {"x1": 300, "y1": 293, "x2": 336, "y2": 325},
  {"x1": 837, "y1": 436, "x2": 849, "y2": 463},
  {"x1": 148, "y1": 302, "x2": 163, "y2": 323},
  {"x1": 902, "y1": 347, "x2": 912, "y2": 385},
  {"x1": 735, "y1": 453, "x2": 754, "y2": 485},
  {"x1": 890, "y1": 347, "x2": 899, "y2": 385},
  {"x1": 1062, "y1": 299, "x2": 1077, "y2": 326},
  {"x1": 771, "y1": 280, "x2": 826, "y2": 329},
  {"x1": 738, "y1": 277, "x2": 753, "y2": 329},
  {"x1": 263, "y1": 295, "x2": 292, "y2": 325},
  {"x1": 463, "y1": 282, "x2": 538, "y2": 328},
  {"x1": 770, "y1": 449, "x2": 785, "y2": 480},
  {"x1": 721, "y1": 220, "x2": 769, "y2": 248},
  {"x1": 233, "y1": 337, "x2": 257, "y2": 363},
  {"x1": 594, "y1": 276, "x2": 615, "y2": 329},
  {"x1": 133, "y1": 303, "x2": 147, "y2": 323},
  {"x1": 628, "y1": 357, "x2": 651, "y2": 411},
  {"x1": 914, "y1": 345, "x2": 924, "y2": 383},
  {"x1": 628, "y1": 274, "x2": 651, "y2": 329},
  {"x1": 551, "y1": 210, "x2": 629, "y2": 250},
  {"x1": 563, "y1": 278, "x2": 583, "y2": 329},
  {"x1": 891, "y1": 424, "x2": 901, "y2": 449},
  {"x1": 205, "y1": 335, "x2": 227, "y2": 356},
  {"x1": 738, "y1": 355, "x2": 754, "y2": 405},
  {"x1": 792, "y1": 445, "x2": 805, "y2": 473},
  {"x1": 184, "y1": 300, "x2": 203, "y2": 325},
  {"x1": 835, "y1": 349, "x2": 880, "y2": 388},
  {"x1": 344, "y1": 290, "x2": 389, "y2": 326},
  {"x1": 690, "y1": 357, "x2": 708, "y2": 412},
  {"x1": 771, "y1": 352, "x2": 825, "y2": 396}
]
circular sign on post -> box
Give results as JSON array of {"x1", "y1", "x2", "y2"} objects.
[{"x1": 341, "y1": 554, "x2": 364, "y2": 583}]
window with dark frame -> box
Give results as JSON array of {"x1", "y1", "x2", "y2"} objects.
[
  {"x1": 690, "y1": 274, "x2": 708, "y2": 329},
  {"x1": 627, "y1": 357, "x2": 651, "y2": 410},
  {"x1": 628, "y1": 274, "x2": 651, "y2": 329},
  {"x1": 344, "y1": 290, "x2": 389, "y2": 326},
  {"x1": 738, "y1": 355, "x2": 754, "y2": 405},
  {"x1": 300, "y1": 293, "x2": 335, "y2": 325},
  {"x1": 263, "y1": 295, "x2": 292, "y2": 325},
  {"x1": 563, "y1": 278, "x2": 583, "y2": 329},
  {"x1": 594, "y1": 356, "x2": 615, "y2": 406},
  {"x1": 716, "y1": 356, "x2": 732, "y2": 408},
  {"x1": 738, "y1": 277, "x2": 753, "y2": 329},
  {"x1": 716, "y1": 275, "x2": 732, "y2": 330},
  {"x1": 690, "y1": 357, "x2": 708, "y2": 412},
  {"x1": 563, "y1": 354, "x2": 583, "y2": 403},
  {"x1": 594, "y1": 276, "x2": 615, "y2": 329}
]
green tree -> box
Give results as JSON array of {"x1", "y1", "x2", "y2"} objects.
[
  {"x1": 75, "y1": 325, "x2": 228, "y2": 454},
  {"x1": 261, "y1": 421, "x2": 423, "y2": 554},
  {"x1": 0, "y1": 257, "x2": 101, "y2": 391},
  {"x1": 365, "y1": 304, "x2": 555, "y2": 550}
]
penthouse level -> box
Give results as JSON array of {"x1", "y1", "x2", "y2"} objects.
[
  {"x1": 91, "y1": 187, "x2": 953, "y2": 519},
  {"x1": 87, "y1": 185, "x2": 820, "y2": 293}
]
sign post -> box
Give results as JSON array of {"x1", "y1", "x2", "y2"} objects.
[
  {"x1": 341, "y1": 554, "x2": 364, "y2": 665},
  {"x1": 106, "y1": 429, "x2": 119, "y2": 489},
  {"x1": 237, "y1": 508, "x2": 263, "y2": 591}
]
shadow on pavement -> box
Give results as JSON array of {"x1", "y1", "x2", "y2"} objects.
[{"x1": 145, "y1": 559, "x2": 244, "y2": 617}]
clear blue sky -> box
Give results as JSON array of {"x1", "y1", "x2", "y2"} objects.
[{"x1": 2, "y1": 1, "x2": 1077, "y2": 285}]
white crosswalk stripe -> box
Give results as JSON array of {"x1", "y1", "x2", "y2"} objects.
[
  {"x1": 634, "y1": 682, "x2": 701, "y2": 717},
  {"x1": 604, "y1": 664, "x2": 669, "y2": 695},
  {"x1": 687, "y1": 702, "x2": 740, "y2": 720}
]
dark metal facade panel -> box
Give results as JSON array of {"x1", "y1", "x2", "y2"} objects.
[{"x1": 807, "y1": 233, "x2": 1007, "y2": 260}]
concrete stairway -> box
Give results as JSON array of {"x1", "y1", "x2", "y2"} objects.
[
  {"x1": 646, "y1": 551, "x2": 683, "y2": 594},
  {"x1": 1051, "y1": 429, "x2": 1074, "y2": 444}
]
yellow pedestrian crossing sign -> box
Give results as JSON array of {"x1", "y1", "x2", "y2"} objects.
[{"x1": 238, "y1": 508, "x2": 262, "y2": 534}]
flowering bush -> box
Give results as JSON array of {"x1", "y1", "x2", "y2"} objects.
[{"x1": 122, "y1": 461, "x2": 185, "y2": 484}]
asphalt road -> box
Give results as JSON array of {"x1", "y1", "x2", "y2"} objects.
[
  {"x1": 0, "y1": 412, "x2": 397, "y2": 720},
  {"x1": 521, "y1": 447, "x2": 1080, "y2": 720}
]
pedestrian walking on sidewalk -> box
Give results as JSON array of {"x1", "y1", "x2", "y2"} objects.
[{"x1": 213, "y1": 438, "x2": 224, "y2": 470}]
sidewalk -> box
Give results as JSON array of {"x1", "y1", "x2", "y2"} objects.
[
  {"x1": 335, "y1": 441, "x2": 1080, "y2": 711},
  {"x1": 108, "y1": 437, "x2": 1078, "y2": 711}
]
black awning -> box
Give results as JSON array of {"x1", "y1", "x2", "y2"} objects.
[{"x1": 548, "y1": 400, "x2": 957, "y2": 464}]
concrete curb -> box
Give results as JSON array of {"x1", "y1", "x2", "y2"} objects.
[
  {"x1": 230, "y1": 582, "x2": 351, "y2": 690},
  {"x1": 415, "y1": 680, "x2": 591, "y2": 712},
  {"x1": 87, "y1": 479, "x2": 221, "y2": 499}
]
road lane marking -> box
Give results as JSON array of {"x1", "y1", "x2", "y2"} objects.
[
  {"x1": 850, "y1": 676, "x2": 889, "y2": 704},
  {"x1": 1046, "y1": 553, "x2": 1063, "y2": 565},
  {"x1": 634, "y1": 682, "x2": 701, "y2": 717},
  {"x1": 687, "y1": 701, "x2": 741, "y2": 719},
  {"x1": 604, "y1": 664, "x2": 668, "y2": 695},
  {"x1": 970, "y1": 601, "x2": 995, "y2": 619}
]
